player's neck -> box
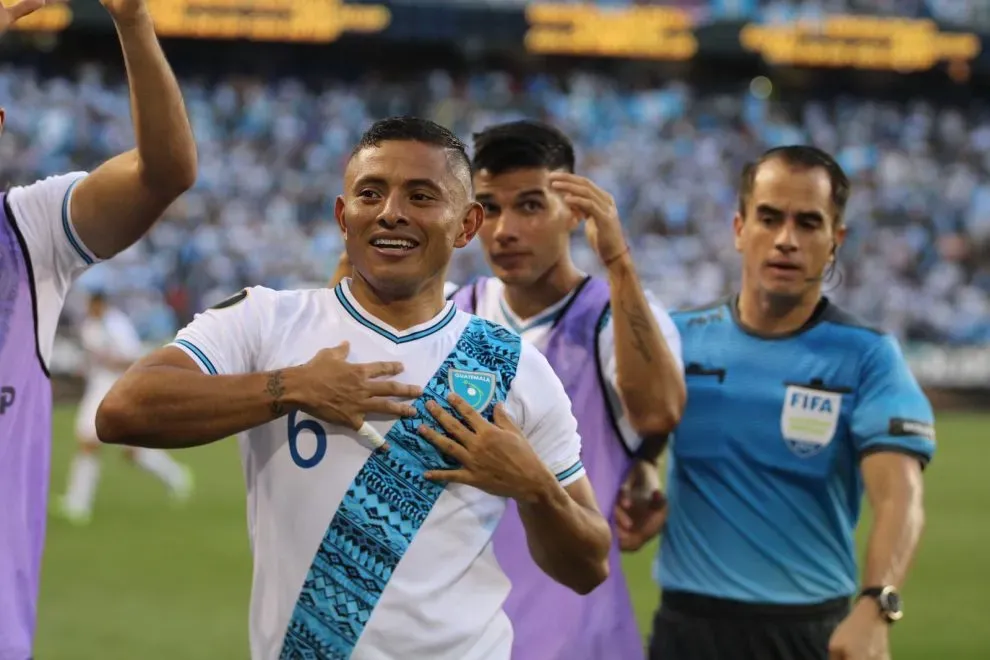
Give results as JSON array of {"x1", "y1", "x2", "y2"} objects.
[
  {"x1": 347, "y1": 276, "x2": 446, "y2": 331},
  {"x1": 501, "y1": 260, "x2": 585, "y2": 321},
  {"x1": 737, "y1": 286, "x2": 822, "y2": 336}
]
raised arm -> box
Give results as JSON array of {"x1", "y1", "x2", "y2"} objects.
[
  {"x1": 71, "y1": 0, "x2": 197, "y2": 260},
  {"x1": 548, "y1": 172, "x2": 685, "y2": 451}
]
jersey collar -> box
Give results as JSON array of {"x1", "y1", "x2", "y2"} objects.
[
  {"x1": 729, "y1": 293, "x2": 831, "y2": 339},
  {"x1": 493, "y1": 278, "x2": 584, "y2": 334},
  {"x1": 335, "y1": 279, "x2": 457, "y2": 344}
]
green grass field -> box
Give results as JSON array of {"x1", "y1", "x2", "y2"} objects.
[{"x1": 36, "y1": 406, "x2": 989, "y2": 659}]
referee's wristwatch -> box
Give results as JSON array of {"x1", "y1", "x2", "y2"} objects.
[{"x1": 858, "y1": 585, "x2": 904, "y2": 624}]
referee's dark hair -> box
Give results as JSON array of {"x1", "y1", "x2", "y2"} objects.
[
  {"x1": 352, "y1": 116, "x2": 472, "y2": 184},
  {"x1": 738, "y1": 146, "x2": 851, "y2": 225},
  {"x1": 471, "y1": 120, "x2": 576, "y2": 175}
]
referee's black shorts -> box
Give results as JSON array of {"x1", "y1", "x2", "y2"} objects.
[{"x1": 648, "y1": 591, "x2": 850, "y2": 660}]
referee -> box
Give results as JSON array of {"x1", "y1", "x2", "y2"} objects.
[{"x1": 649, "y1": 146, "x2": 935, "y2": 660}]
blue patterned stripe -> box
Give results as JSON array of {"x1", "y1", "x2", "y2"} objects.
[
  {"x1": 280, "y1": 317, "x2": 522, "y2": 659},
  {"x1": 555, "y1": 460, "x2": 584, "y2": 483},
  {"x1": 60, "y1": 178, "x2": 94, "y2": 265},
  {"x1": 335, "y1": 284, "x2": 456, "y2": 344},
  {"x1": 173, "y1": 339, "x2": 218, "y2": 375}
]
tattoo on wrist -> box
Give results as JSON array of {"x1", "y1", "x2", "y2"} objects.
[{"x1": 266, "y1": 371, "x2": 286, "y2": 417}]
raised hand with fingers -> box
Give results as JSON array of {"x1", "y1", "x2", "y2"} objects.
[
  {"x1": 418, "y1": 395, "x2": 554, "y2": 501},
  {"x1": 548, "y1": 171, "x2": 629, "y2": 268},
  {"x1": 0, "y1": 0, "x2": 66, "y2": 33},
  {"x1": 290, "y1": 341, "x2": 422, "y2": 436}
]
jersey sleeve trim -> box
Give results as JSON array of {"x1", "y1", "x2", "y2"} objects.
[
  {"x1": 60, "y1": 177, "x2": 98, "y2": 265},
  {"x1": 554, "y1": 459, "x2": 585, "y2": 486},
  {"x1": 172, "y1": 339, "x2": 219, "y2": 375},
  {"x1": 859, "y1": 443, "x2": 931, "y2": 470}
]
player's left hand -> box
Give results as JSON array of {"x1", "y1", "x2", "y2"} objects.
[
  {"x1": 419, "y1": 395, "x2": 553, "y2": 500},
  {"x1": 614, "y1": 459, "x2": 667, "y2": 552},
  {"x1": 99, "y1": 0, "x2": 149, "y2": 23},
  {"x1": 548, "y1": 172, "x2": 628, "y2": 269},
  {"x1": 827, "y1": 599, "x2": 891, "y2": 660},
  {"x1": 0, "y1": 0, "x2": 67, "y2": 33}
]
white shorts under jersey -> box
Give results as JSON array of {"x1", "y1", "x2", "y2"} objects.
[
  {"x1": 9, "y1": 172, "x2": 96, "y2": 369},
  {"x1": 170, "y1": 279, "x2": 586, "y2": 660},
  {"x1": 76, "y1": 308, "x2": 144, "y2": 439},
  {"x1": 443, "y1": 278, "x2": 683, "y2": 454}
]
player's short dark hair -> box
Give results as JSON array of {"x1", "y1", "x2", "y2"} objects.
[
  {"x1": 738, "y1": 145, "x2": 851, "y2": 225},
  {"x1": 352, "y1": 116, "x2": 471, "y2": 182},
  {"x1": 89, "y1": 290, "x2": 107, "y2": 303},
  {"x1": 471, "y1": 120, "x2": 576, "y2": 175}
]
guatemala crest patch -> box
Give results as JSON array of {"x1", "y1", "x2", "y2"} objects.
[{"x1": 448, "y1": 369, "x2": 497, "y2": 412}]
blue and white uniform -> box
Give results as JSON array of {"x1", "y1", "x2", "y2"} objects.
[{"x1": 171, "y1": 278, "x2": 586, "y2": 660}]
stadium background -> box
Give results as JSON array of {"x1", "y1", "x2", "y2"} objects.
[{"x1": 2, "y1": 0, "x2": 988, "y2": 657}]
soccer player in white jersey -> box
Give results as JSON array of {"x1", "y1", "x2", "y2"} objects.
[
  {"x1": 0, "y1": 1, "x2": 196, "y2": 656},
  {"x1": 97, "y1": 117, "x2": 612, "y2": 660},
  {"x1": 54, "y1": 291, "x2": 193, "y2": 525},
  {"x1": 331, "y1": 120, "x2": 686, "y2": 659}
]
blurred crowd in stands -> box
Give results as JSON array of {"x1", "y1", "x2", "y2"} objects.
[
  {"x1": 3, "y1": 53, "x2": 988, "y2": 352},
  {"x1": 426, "y1": 0, "x2": 989, "y2": 30}
]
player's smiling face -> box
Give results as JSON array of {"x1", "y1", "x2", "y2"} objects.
[
  {"x1": 336, "y1": 140, "x2": 482, "y2": 298},
  {"x1": 734, "y1": 159, "x2": 846, "y2": 302},
  {"x1": 473, "y1": 167, "x2": 577, "y2": 286}
]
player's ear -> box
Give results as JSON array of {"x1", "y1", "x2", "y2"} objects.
[
  {"x1": 454, "y1": 201, "x2": 485, "y2": 249},
  {"x1": 334, "y1": 196, "x2": 347, "y2": 237},
  {"x1": 732, "y1": 212, "x2": 745, "y2": 252},
  {"x1": 831, "y1": 222, "x2": 847, "y2": 261},
  {"x1": 0, "y1": 108, "x2": 6, "y2": 137}
]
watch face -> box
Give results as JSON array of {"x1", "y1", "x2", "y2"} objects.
[{"x1": 880, "y1": 588, "x2": 904, "y2": 621}]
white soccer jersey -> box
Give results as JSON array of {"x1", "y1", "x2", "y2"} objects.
[
  {"x1": 170, "y1": 279, "x2": 586, "y2": 660},
  {"x1": 8, "y1": 172, "x2": 96, "y2": 368},
  {"x1": 445, "y1": 277, "x2": 683, "y2": 454}
]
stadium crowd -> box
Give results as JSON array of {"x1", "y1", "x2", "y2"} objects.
[
  {"x1": 426, "y1": 0, "x2": 989, "y2": 29},
  {"x1": 2, "y1": 60, "x2": 987, "y2": 352}
]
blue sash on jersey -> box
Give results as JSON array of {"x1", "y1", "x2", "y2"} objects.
[{"x1": 279, "y1": 317, "x2": 522, "y2": 659}]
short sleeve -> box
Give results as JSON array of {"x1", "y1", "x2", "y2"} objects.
[
  {"x1": 7, "y1": 172, "x2": 93, "y2": 365},
  {"x1": 852, "y1": 334, "x2": 936, "y2": 466},
  {"x1": 8, "y1": 172, "x2": 96, "y2": 284},
  {"x1": 505, "y1": 341, "x2": 585, "y2": 487},
  {"x1": 169, "y1": 287, "x2": 274, "y2": 376}
]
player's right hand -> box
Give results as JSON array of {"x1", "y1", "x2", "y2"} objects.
[
  {"x1": 0, "y1": 0, "x2": 66, "y2": 33},
  {"x1": 290, "y1": 342, "x2": 422, "y2": 431},
  {"x1": 614, "y1": 459, "x2": 667, "y2": 552}
]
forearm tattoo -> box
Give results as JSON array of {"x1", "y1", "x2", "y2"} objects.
[{"x1": 266, "y1": 370, "x2": 286, "y2": 417}]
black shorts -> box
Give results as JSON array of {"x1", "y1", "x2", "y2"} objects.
[{"x1": 648, "y1": 591, "x2": 850, "y2": 660}]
